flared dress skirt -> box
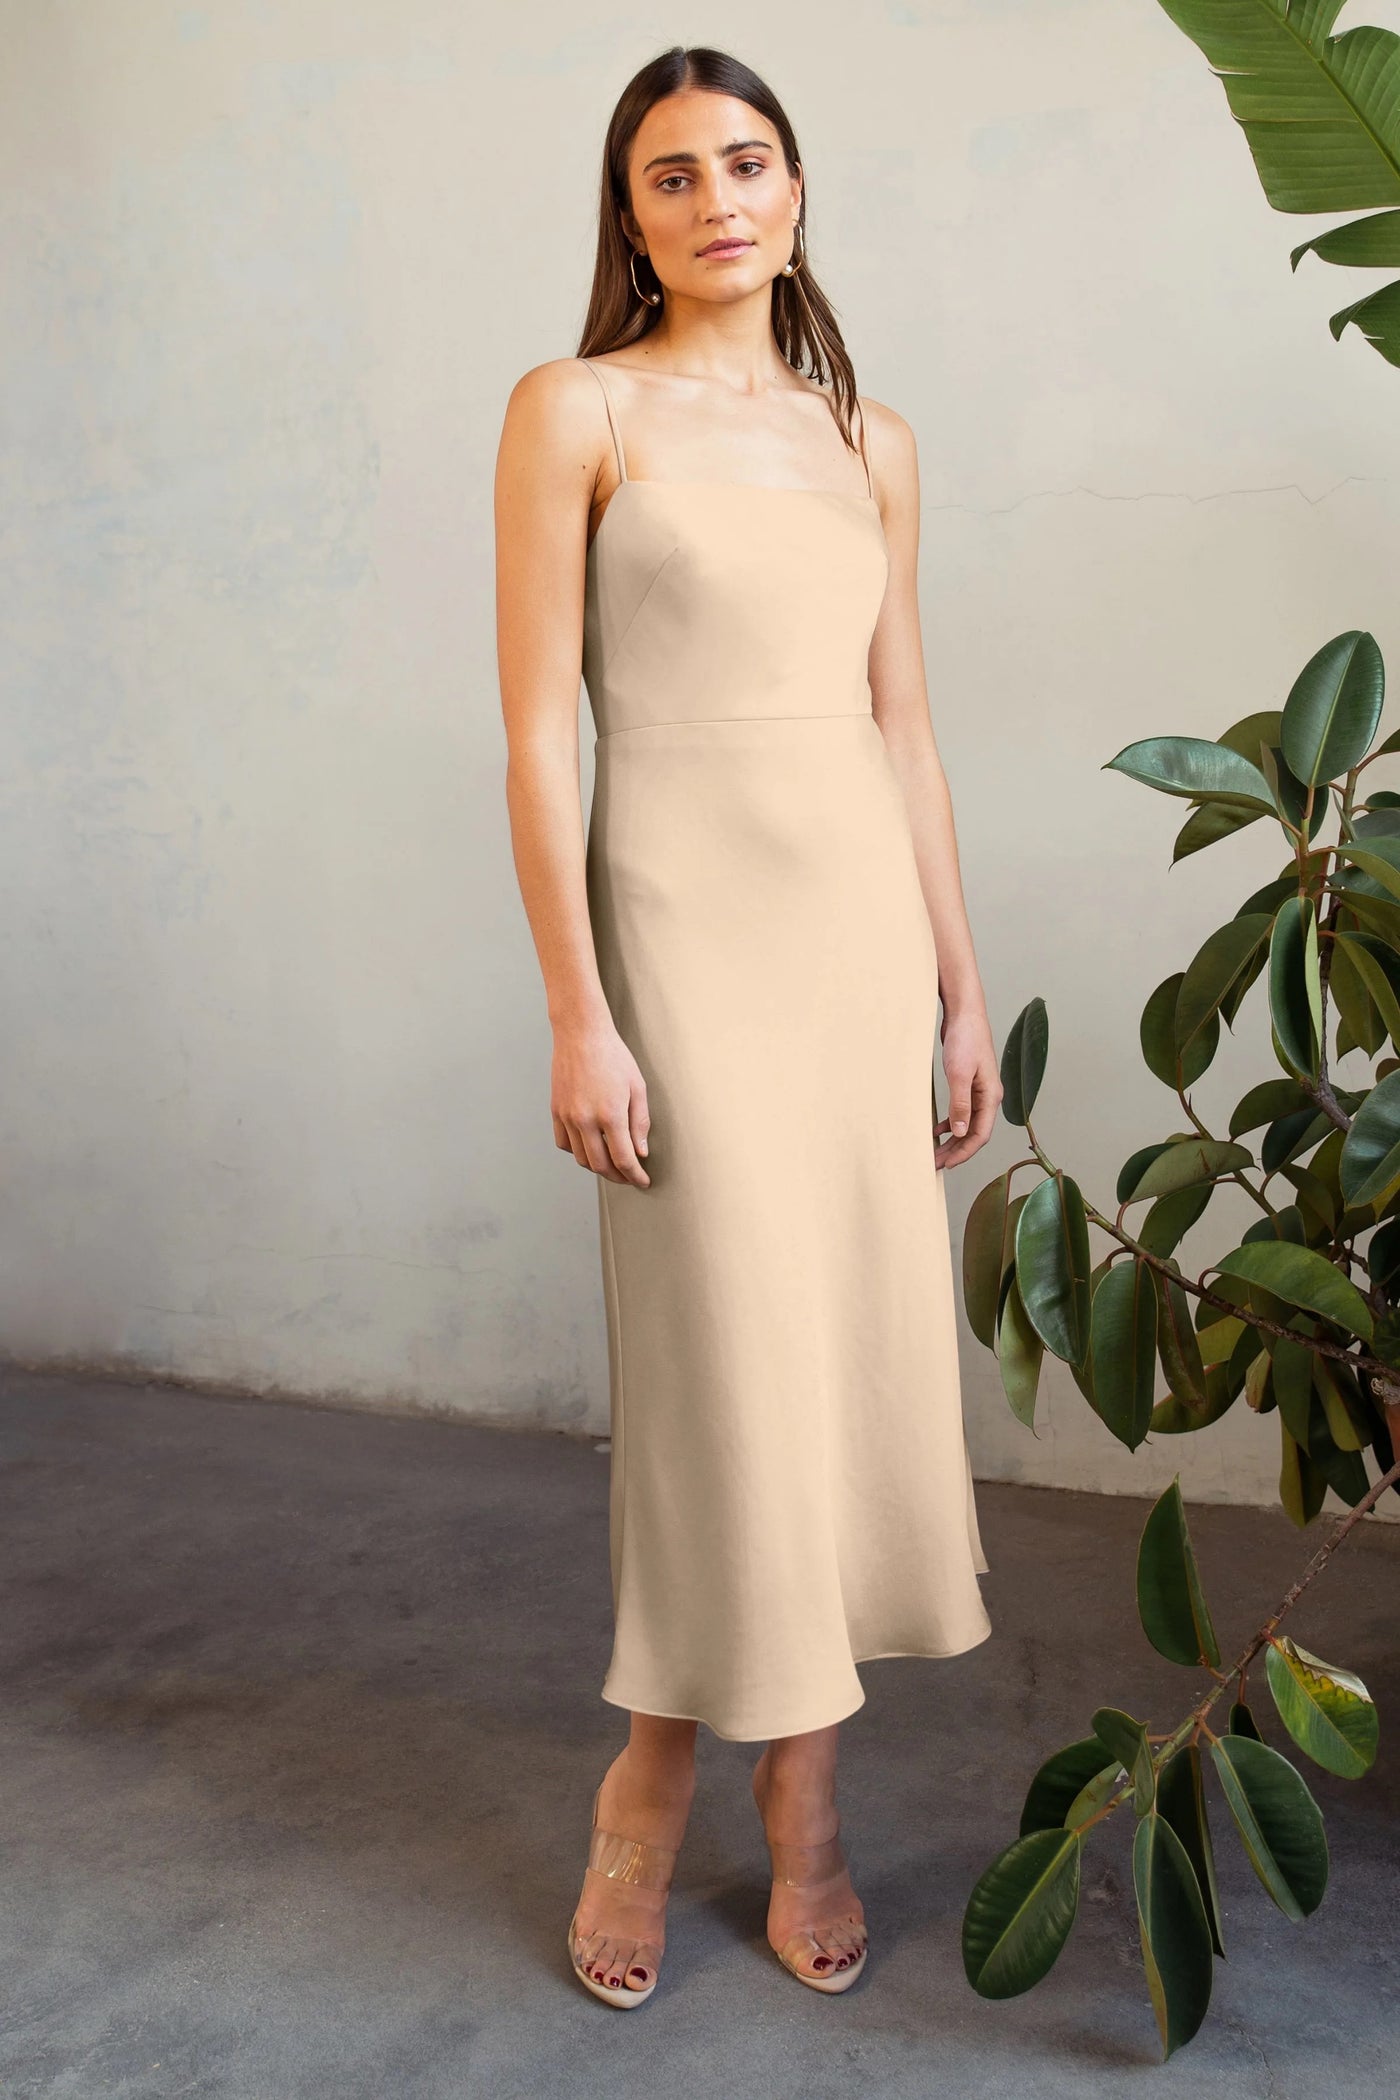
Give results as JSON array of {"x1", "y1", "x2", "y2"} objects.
[{"x1": 581, "y1": 472, "x2": 992, "y2": 1743}]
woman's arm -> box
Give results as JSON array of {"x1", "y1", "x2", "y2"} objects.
[
  {"x1": 495, "y1": 358, "x2": 651, "y2": 1188},
  {"x1": 862, "y1": 395, "x2": 1003, "y2": 1168}
]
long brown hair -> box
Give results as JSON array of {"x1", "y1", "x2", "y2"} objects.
[{"x1": 577, "y1": 46, "x2": 862, "y2": 454}]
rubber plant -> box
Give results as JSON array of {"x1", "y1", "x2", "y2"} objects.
[
  {"x1": 954, "y1": 2, "x2": 1400, "y2": 2058},
  {"x1": 958, "y1": 639, "x2": 1400, "y2": 2056}
]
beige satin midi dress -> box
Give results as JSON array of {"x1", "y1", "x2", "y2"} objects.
[{"x1": 579, "y1": 357, "x2": 992, "y2": 1743}]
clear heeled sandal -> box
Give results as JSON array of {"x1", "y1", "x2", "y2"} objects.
[
  {"x1": 567, "y1": 1781, "x2": 681, "y2": 2009},
  {"x1": 765, "y1": 1826, "x2": 870, "y2": 1994}
]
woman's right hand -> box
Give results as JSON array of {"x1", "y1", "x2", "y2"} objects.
[{"x1": 551, "y1": 1018, "x2": 652, "y2": 1188}]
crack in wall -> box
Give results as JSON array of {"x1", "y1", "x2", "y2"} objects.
[{"x1": 925, "y1": 473, "x2": 1389, "y2": 520}]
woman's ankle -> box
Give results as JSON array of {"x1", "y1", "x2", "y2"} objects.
[{"x1": 599, "y1": 1742, "x2": 695, "y2": 1833}]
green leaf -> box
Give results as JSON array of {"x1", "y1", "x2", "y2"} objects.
[
  {"x1": 1014, "y1": 1172, "x2": 1093, "y2": 1367},
  {"x1": 1158, "y1": 1743, "x2": 1226, "y2": 1959},
  {"x1": 1153, "y1": 1, "x2": 1400, "y2": 210},
  {"x1": 1089, "y1": 1259, "x2": 1158, "y2": 1451},
  {"x1": 1293, "y1": 207, "x2": 1400, "y2": 268},
  {"x1": 1141, "y1": 974, "x2": 1219, "y2": 1090},
  {"x1": 1133, "y1": 1807, "x2": 1214, "y2": 2059},
  {"x1": 1019, "y1": 1737, "x2": 1121, "y2": 1837},
  {"x1": 1092, "y1": 1707, "x2": 1156, "y2": 1817},
  {"x1": 1271, "y1": 1335, "x2": 1316, "y2": 1449},
  {"x1": 1335, "y1": 931, "x2": 1400, "y2": 1049},
  {"x1": 1339, "y1": 1068, "x2": 1400, "y2": 1208},
  {"x1": 1280, "y1": 632, "x2": 1386, "y2": 787},
  {"x1": 1137, "y1": 1477, "x2": 1222, "y2": 1668},
  {"x1": 1214, "y1": 1240, "x2": 1373, "y2": 1342},
  {"x1": 1153, "y1": 1, "x2": 1400, "y2": 367},
  {"x1": 1229, "y1": 1699, "x2": 1263, "y2": 1741},
  {"x1": 1177, "y1": 915, "x2": 1273, "y2": 1052},
  {"x1": 1304, "y1": 1383, "x2": 1372, "y2": 1506},
  {"x1": 1065, "y1": 1760, "x2": 1128, "y2": 1830},
  {"x1": 1154, "y1": 1265, "x2": 1211, "y2": 1415},
  {"x1": 1313, "y1": 1356, "x2": 1369, "y2": 1452},
  {"x1": 1172, "y1": 799, "x2": 1261, "y2": 862},
  {"x1": 1326, "y1": 933, "x2": 1386, "y2": 1058},
  {"x1": 1001, "y1": 999, "x2": 1048, "y2": 1127},
  {"x1": 1123, "y1": 1137, "x2": 1253, "y2": 1201},
  {"x1": 1150, "y1": 1358, "x2": 1242, "y2": 1435},
  {"x1": 1339, "y1": 834, "x2": 1400, "y2": 907},
  {"x1": 964, "y1": 1172, "x2": 1019, "y2": 1350},
  {"x1": 1268, "y1": 896, "x2": 1322, "y2": 1082},
  {"x1": 1329, "y1": 277, "x2": 1400, "y2": 364},
  {"x1": 1137, "y1": 1180, "x2": 1215, "y2": 1258},
  {"x1": 1265, "y1": 1635, "x2": 1379, "y2": 1779},
  {"x1": 962, "y1": 1827, "x2": 1082, "y2": 1998},
  {"x1": 1280, "y1": 1419, "x2": 1329, "y2": 1527},
  {"x1": 1197, "y1": 1310, "x2": 1246, "y2": 1363},
  {"x1": 1331, "y1": 883, "x2": 1400, "y2": 953},
  {"x1": 1208, "y1": 1734, "x2": 1329, "y2": 1922},
  {"x1": 1230, "y1": 1076, "x2": 1317, "y2": 1137},
  {"x1": 997, "y1": 1272, "x2": 1043, "y2": 1431},
  {"x1": 1103, "y1": 735, "x2": 1275, "y2": 811}
]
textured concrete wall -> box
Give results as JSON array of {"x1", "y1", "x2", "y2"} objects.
[{"x1": 3, "y1": 0, "x2": 1399, "y2": 1518}]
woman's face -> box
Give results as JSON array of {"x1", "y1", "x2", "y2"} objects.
[{"x1": 621, "y1": 90, "x2": 802, "y2": 306}]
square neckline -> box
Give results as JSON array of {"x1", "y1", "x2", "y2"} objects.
[
  {"x1": 580, "y1": 358, "x2": 880, "y2": 559},
  {"x1": 587, "y1": 480, "x2": 884, "y2": 561}
]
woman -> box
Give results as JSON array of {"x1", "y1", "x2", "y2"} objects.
[{"x1": 495, "y1": 45, "x2": 1000, "y2": 2008}]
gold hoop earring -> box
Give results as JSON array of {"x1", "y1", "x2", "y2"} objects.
[
  {"x1": 629, "y1": 247, "x2": 662, "y2": 307},
  {"x1": 780, "y1": 221, "x2": 805, "y2": 278}
]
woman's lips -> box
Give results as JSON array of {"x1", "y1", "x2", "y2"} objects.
[{"x1": 698, "y1": 239, "x2": 753, "y2": 257}]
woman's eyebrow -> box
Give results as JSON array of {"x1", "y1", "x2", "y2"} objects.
[{"x1": 640, "y1": 137, "x2": 774, "y2": 173}]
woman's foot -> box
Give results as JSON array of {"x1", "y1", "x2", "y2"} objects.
[
  {"x1": 752, "y1": 1742, "x2": 868, "y2": 1985},
  {"x1": 570, "y1": 1738, "x2": 696, "y2": 1997}
]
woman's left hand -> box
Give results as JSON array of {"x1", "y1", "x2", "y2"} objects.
[{"x1": 934, "y1": 1005, "x2": 1003, "y2": 1169}]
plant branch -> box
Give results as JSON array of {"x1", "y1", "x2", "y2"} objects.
[
  {"x1": 1076, "y1": 1451, "x2": 1400, "y2": 1834},
  {"x1": 1017, "y1": 1130, "x2": 1385, "y2": 1380}
]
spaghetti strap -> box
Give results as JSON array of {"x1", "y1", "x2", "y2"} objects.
[
  {"x1": 581, "y1": 358, "x2": 629, "y2": 484},
  {"x1": 854, "y1": 396, "x2": 874, "y2": 500}
]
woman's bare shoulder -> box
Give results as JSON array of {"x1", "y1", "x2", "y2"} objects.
[
  {"x1": 505, "y1": 355, "x2": 608, "y2": 420},
  {"x1": 857, "y1": 393, "x2": 918, "y2": 502},
  {"x1": 498, "y1": 359, "x2": 617, "y2": 500},
  {"x1": 857, "y1": 393, "x2": 916, "y2": 456}
]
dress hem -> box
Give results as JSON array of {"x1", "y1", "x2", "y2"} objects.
[{"x1": 600, "y1": 1619, "x2": 994, "y2": 1743}]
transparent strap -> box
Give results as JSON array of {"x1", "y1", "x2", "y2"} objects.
[
  {"x1": 766, "y1": 1830, "x2": 847, "y2": 1887},
  {"x1": 767, "y1": 1826, "x2": 867, "y2": 1975},
  {"x1": 586, "y1": 1822, "x2": 678, "y2": 1892},
  {"x1": 569, "y1": 1780, "x2": 681, "y2": 1990}
]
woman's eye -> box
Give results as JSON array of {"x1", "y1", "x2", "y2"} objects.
[
  {"x1": 657, "y1": 173, "x2": 690, "y2": 191},
  {"x1": 734, "y1": 159, "x2": 765, "y2": 176}
]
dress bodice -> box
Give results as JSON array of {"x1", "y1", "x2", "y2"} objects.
[{"x1": 582, "y1": 481, "x2": 890, "y2": 740}]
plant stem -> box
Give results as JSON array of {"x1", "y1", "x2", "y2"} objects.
[
  {"x1": 1019, "y1": 1127, "x2": 1379, "y2": 1378},
  {"x1": 1076, "y1": 1452, "x2": 1400, "y2": 1833}
]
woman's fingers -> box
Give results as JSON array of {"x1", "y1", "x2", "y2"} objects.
[
  {"x1": 602, "y1": 1111, "x2": 650, "y2": 1189},
  {"x1": 556, "y1": 1109, "x2": 652, "y2": 1188},
  {"x1": 630, "y1": 1089, "x2": 651, "y2": 1165},
  {"x1": 578, "y1": 1121, "x2": 627, "y2": 1183}
]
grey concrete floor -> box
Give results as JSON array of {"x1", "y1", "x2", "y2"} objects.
[{"x1": 1, "y1": 1367, "x2": 1397, "y2": 2100}]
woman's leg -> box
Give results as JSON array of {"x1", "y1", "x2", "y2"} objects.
[
  {"x1": 752, "y1": 1724, "x2": 867, "y2": 1979},
  {"x1": 571, "y1": 1713, "x2": 698, "y2": 1991}
]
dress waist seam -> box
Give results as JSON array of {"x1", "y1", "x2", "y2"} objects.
[{"x1": 595, "y1": 709, "x2": 874, "y2": 741}]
